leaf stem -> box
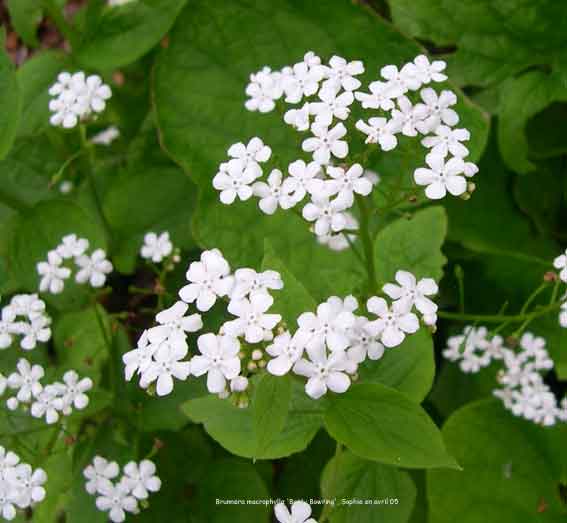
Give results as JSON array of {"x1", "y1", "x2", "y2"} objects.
[{"x1": 356, "y1": 194, "x2": 377, "y2": 295}]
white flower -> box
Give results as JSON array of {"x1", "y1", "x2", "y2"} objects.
[
  {"x1": 30, "y1": 385, "x2": 60, "y2": 424},
  {"x1": 464, "y1": 161, "x2": 479, "y2": 178},
  {"x1": 355, "y1": 117, "x2": 398, "y2": 151},
  {"x1": 414, "y1": 153, "x2": 467, "y2": 200},
  {"x1": 6, "y1": 464, "x2": 47, "y2": 507},
  {"x1": 380, "y1": 63, "x2": 420, "y2": 97},
  {"x1": 227, "y1": 137, "x2": 271, "y2": 178},
  {"x1": 302, "y1": 122, "x2": 348, "y2": 165},
  {"x1": 382, "y1": 270, "x2": 438, "y2": 317},
  {"x1": 122, "y1": 460, "x2": 161, "y2": 500},
  {"x1": 57, "y1": 234, "x2": 89, "y2": 259},
  {"x1": 354, "y1": 80, "x2": 395, "y2": 110},
  {"x1": 297, "y1": 297, "x2": 356, "y2": 352},
  {"x1": 91, "y1": 126, "x2": 120, "y2": 146},
  {"x1": 347, "y1": 316, "x2": 385, "y2": 364},
  {"x1": 284, "y1": 104, "x2": 311, "y2": 131},
  {"x1": 7, "y1": 359, "x2": 44, "y2": 403},
  {"x1": 321, "y1": 55, "x2": 364, "y2": 91},
  {"x1": 293, "y1": 344, "x2": 351, "y2": 399},
  {"x1": 140, "y1": 232, "x2": 173, "y2": 263},
  {"x1": 266, "y1": 331, "x2": 307, "y2": 376},
  {"x1": 302, "y1": 196, "x2": 350, "y2": 237},
  {"x1": 285, "y1": 160, "x2": 322, "y2": 203},
  {"x1": 413, "y1": 54, "x2": 447, "y2": 84},
  {"x1": 245, "y1": 67, "x2": 283, "y2": 113},
  {"x1": 390, "y1": 95, "x2": 428, "y2": 137},
  {"x1": 123, "y1": 331, "x2": 155, "y2": 381},
  {"x1": 0, "y1": 481, "x2": 18, "y2": 520},
  {"x1": 303, "y1": 51, "x2": 321, "y2": 68},
  {"x1": 37, "y1": 250, "x2": 71, "y2": 294},
  {"x1": 148, "y1": 301, "x2": 202, "y2": 345},
  {"x1": 139, "y1": 338, "x2": 191, "y2": 396},
  {"x1": 553, "y1": 250, "x2": 567, "y2": 283},
  {"x1": 179, "y1": 249, "x2": 234, "y2": 312},
  {"x1": 59, "y1": 180, "x2": 74, "y2": 194},
  {"x1": 283, "y1": 62, "x2": 323, "y2": 103},
  {"x1": 213, "y1": 159, "x2": 257, "y2": 204},
  {"x1": 0, "y1": 308, "x2": 15, "y2": 349},
  {"x1": 84, "y1": 456, "x2": 119, "y2": 495},
  {"x1": 224, "y1": 294, "x2": 281, "y2": 343},
  {"x1": 414, "y1": 88, "x2": 459, "y2": 134},
  {"x1": 274, "y1": 500, "x2": 317, "y2": 523},
  {"x1": 421, "y1": 125, "x2": 470, "y2": 158},
  {"x1": 9, "y1": 294, "x2": 45, "y2": 319},
  {"x1": 323, "y1": 164, "x2": 373, "y2": 206},
  {"x1": 0, "y1": 447, "x2": 19, "y2": 479},
  {"x1": 309, "y1": 84, "x2": 354, "y2": 125},
  {"x1": 252, "y1": 169, "x2": 295, "y2": 214},
  {"x1": 190, "y1": 334, "x2": 241, "y2": 393},
  {"x1": 231, "y1": 268, "x2": 283, "y2": 300},
  {"x1": 75, "y1": 249, "x2": 113, "y2": 288},
  {"x1": 316, "y1": 213, "x2": 358, "y2": 252},
  {"x1": 95, "y1": 482, "x2": 138, "y2": 523},
  {"x1": 57, "y1": 370, "x2": 93, "y2": 415},
  {"x1": 366, "y1": 297, "x2": 419, "y2": 348},
  {"x1": 230, "y1": 376, "x2": 249, "y2": 392},
  {"x1": 84, "y1": 75, "x2": 112, "y2": 113},
  {"x1": 19, "y1": 316, "x2": 51, "y2": 351}
]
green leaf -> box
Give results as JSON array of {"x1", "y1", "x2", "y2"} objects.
[
  {"x1": 324, "y1": 383, "x2": 458, "y2": 469},
  {"x1": 102, "y1": 166, "x2": 196, "y2": 273},
  {"x1": 6, "y1": 0, "x2": 42, "y2": 48},
  {"x1": 32, "y1": 451, "x2": 72, "y2": 523},
  {"x1": 53, "y1": 305, "x2": 112, "y2": 380},
  {"x1": 183, "y1": 380, "x2": 323, "y2": 459},
  {"x1": 261, "y1": 240, "x2": 316, "y2": 327},
  {"x1": 0, "y1": 29, "x2": 22, "y2": 160},
  {"x1": 9, "y1": 199, "x2": 107, "y2": 309},
  {"x1": 358, "y1": 329, "x2": 434, "y2": 403},
  {"x1": 75, "y1": 0, "x2": 187, "y2": 71},
  {"x1": 321, "y1": 449, "x2": 417, "y2": 523},
  {"x1": 252, "y1": 373, "x2": 292, "y2": 456},
  {"x1": 17, "y1": 51, "x2": 69, "y2": 137},
  {"x1": 498, "y1": 71, "x2": 567, "y2": 174},
  {"x1": 374, "y1": 206, "x2": 448, "y2": 287},
  {"x1": 427, "y1": 399, "x2": 567, "y2": 522}
]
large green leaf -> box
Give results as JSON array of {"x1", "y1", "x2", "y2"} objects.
[
  {"x1": 427, "y1": 399, "x2": 567, "y2": 523},
  {"x1": 9, "y1": 199, "x2": 107, "y2": 309},
  {"x1": 102, "y1": 166, "x2": 196, "y2": 273},
  {"x1": 6, "y1": 0, "x2": 42, "y2": 47},
  {"x1": 0, "y1": 29, "x2": 22, "y2": 160},
  {"x1": 75, "y1": 0, "x2": 187, "y2": 71},
  {"x1": 16, "y1": 51, "x2": 69, "y2": 137},
  {"x1": 324, "y1": 383, "x2": 458, "y2": 469},
  {"x1": 321, "y1": 449, "x2": 417, "y2": 523},
  {"x1": 374, "y1": 206, "x2": 448, "y2": 287},
  {"x1": 183, "y1": 380, "x2": 323, "y2": 459},
  {"x1": 357, "y1": 329, "x2": 434, "y2": 403}
]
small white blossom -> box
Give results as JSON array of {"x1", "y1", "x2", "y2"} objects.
[
  {"x1": 227, "y1": 137, "x2": 272, "y2": 178},
  {"x1": 56, "y1": 234, "x2": 89, "y2": 259},
  {"x1": 252, "y1": 169, "x2": 295, "y2": 214},
  {"x1": 413, "y1": 54, "x2": 447, "y2": 84},
  {"x1": 414, "y1": 153, "x2": 467, "y2": 200},
  {"x1": 354, "y1": 80, "x2": 395, "y2": 111},
  {"x1": 245, "y1": 67, "x2": 283, "y2": 113},
  {"x1": 225, "y1": 294, "x2": 281, "y2": 343},
  {"x1": 366, "y1": 297, "x2": 419, "y2": 348},
  {"x1": 213, "y1": 159, "x2": 257, "y2": 204},
  {"x1": 283, "y1": 62, "x2": 323, "y2": 103},
  {"x1": 230, "y1": 376, "x2": 249, "y2": 392},
  {"x1": 415, "y1": 88, "x2": 459, "y2": 134},
  {"x1": 95, "y1": 482, "x2": 138, "y2": 523},
  {"x1": 84, "y1": 457, "x2": 120, "y2": 495},
  {"x1": 421, "y1": 125, "x2": 470, "y2": 158},
  {"x1": 321, "y1": 55, "x2": 364, "y2": 92},
  {"x1": 309, "y1": 84, "x2": 354, "y2": 125},
  {"x1": 75, "y1": 249, "x2": 113, "y2": 288},
  {"x1": 553, "y1": 250, "x2": 567, "y2": 283},
  {"x1": 283, "y1": 104, "x2": 311, "y2": 131},
  {"x1": 190, "y1": 333, "x2": 241, "y2": 393},
  {"x1": 122, "y1": 460, "x2": 161, "y2": 500},
  {"x1": 382, "y1": 270, "x2": 438, "y2": 317},
  {"x1": 57, "y1": 370, "x2": 93, "y2": 415},
  {"x1": 274, "y1": 500, "x2": 317, "y2": 523},
  {"x1": 266, "y1": 331, "x2": 307, "y2": 376},
  {"x1": 140, "y1": 232, "x2": 173, "y2": 263},
  {"x1": 390, "y1": 95, "x2": 428, "y2": 137},
  {"x1": 19, "y1": 316, "x2": 51, "y2": 351},
  {"x1": 231, "y1": 268, "x2": 283, "y2": 300},
  {"x1": 179, "y1": 249, "x2": 234, "y2": 311},
  {"x1": 355, "y1": 117, "x2": 398, "y2": 151},
  {"x1": 323, "y1": 163, "x2": 373, "y2": 206},
  {"x1": 347, "y1": 316, "x2": 385, "y2": 364},
  {"x1": 302, "y1": 196, "x2": 350, "y2": 237},
  {"x1": 123, "y1": 331, "x2": 155, "y2": 381},
  {"x1": 285, "y1": 160, "x2": 322, "y2": 203},
  {"x1": 7, "y1": 359, "x2": 44, "y2": 403},
  {"x1": 302, "y1": 122, "x2": 348, "y2": 165},
  {"x1": 37, "y1": 250, "x2": 71, "y2": 294},
  {"x1": 380, "y1": 63, "x2": 420, "y2": 97},
  {"x1": 30, "y1": 385, "x2": 60, "y2": 424},
  {"x1": 148, "y1": 301, "x2": 202, "y2": 345}
]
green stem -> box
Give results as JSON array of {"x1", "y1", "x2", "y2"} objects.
[
  {"x1": 438, "y1": 299, "x2": 564, "y2": 324},
  {"x1": 519, "y1": 281, "x2": 549, "y2": 315},
  {"x1": 356, "y1": 194, "x2": 377, "y2": 295}
]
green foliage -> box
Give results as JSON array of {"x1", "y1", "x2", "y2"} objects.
[
  {"x1": 0, "y1": 29, "x2": 22, "y2": 160},
  {"x1": 6, "y1": 0, "x2": 43, "y2": 48},
  {"x1": 324, "y1": 384, "x2": 458, "y2": 469}
]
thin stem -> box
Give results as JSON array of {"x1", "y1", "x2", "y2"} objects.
[
  {"x1": 438, "y1": 299, "x2": 564, "y2": 324},
  {"x1": 356, "y1": 194, "x2": 377, "y2": 295},
  {"x1": 519, "y1": 282, "x2": 550, "y2": 315}
]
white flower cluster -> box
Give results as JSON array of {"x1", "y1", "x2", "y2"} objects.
[
  {"x1": 0, "y1": 446, "x2": 47, "y2": 521},
  {"x1": 443, "y1": 328, "x2": 567, "y2": 426},
  {"x1": 212, "y1": 52, "x2": 477, "y2": 242},
  {"x1": 1, "y1": 359, "x2": 93, "y2": 424},
  {"x1": 36, "y1": 234, "x2": 113, "y2": 294},
  {"x1": 0, "y1": 294, "x2": 51, "y2": 350},
  {"x1": 275, "y1": 500, "x2": 317, "y2": 523},
  {"x1": 48, "y1": 72, "x2": 112, "y2": 129},
  {"x1": 123, "y1": 249, "x2": 283, "y2": 397},
  {"x1": 84, "y1": 456, "x2": 161, "y2": 523},
  {"x1": 268, "y1": 270, "x2": 438, "y2": 399},
  {"x1": 139, "y1": 231, "x2": 174, "y2": 264}
]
